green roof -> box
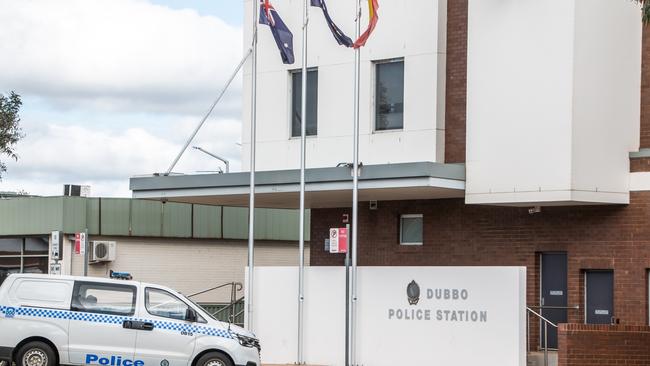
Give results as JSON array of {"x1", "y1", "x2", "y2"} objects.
[{"x1": 0, "y1": 196, "x2": 309, "y2": 241}]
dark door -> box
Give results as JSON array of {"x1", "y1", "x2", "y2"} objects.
[
  {"x1": 585, "y1": 270, "x2": 614, "y2": 324},
  {"x1": 540, "y1": 253, "x2": 568, "y2": 349}
]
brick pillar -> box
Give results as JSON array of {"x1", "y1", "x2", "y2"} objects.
[
  {"x1": 444, "y1": 0, "x2": 468, "y2": 163},
  {"x1": 641, "y1": 26, "x2": 650, "y2": 149}
]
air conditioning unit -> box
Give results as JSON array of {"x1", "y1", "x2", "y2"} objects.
[{"x1": 90, "y1": 241, "x2": 117, "y2": 263}]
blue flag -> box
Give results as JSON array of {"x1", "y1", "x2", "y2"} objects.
[
  {"x1": 311, "y1": 0, "x2": 353, "y2": 47},
  {"x1": 260, "y1": 1, "x2": 295, "y2": 64}
]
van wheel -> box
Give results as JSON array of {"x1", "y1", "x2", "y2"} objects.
[
  {"x1": 196, "y1": 352, "x2": 233, "y2": 366},
  {"x1": 15, "y1": 341, "x2": 56, "y2": 366}
]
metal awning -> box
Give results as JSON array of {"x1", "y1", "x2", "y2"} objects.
[{"x1": 130, "y1": 162, "x2": 466, "y2": 209}]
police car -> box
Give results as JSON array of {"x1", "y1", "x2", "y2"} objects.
[{"x1": 0, "y1": 274, "x2": 260, "y2": 366}]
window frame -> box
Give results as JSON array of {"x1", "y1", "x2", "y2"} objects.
[
  {"x1": 373, "y1": 58, "x2": 405, "y2": 133},
  {"x1": 399, "y1": 214, "x2": 424, "y2": 246},
  {"x1": 0, "y1": 237, "x2": 50, "y2": 285},
  {"x1": 145, "y1": 287, "x2": 206, "y2": 323},
  {"x1": 289, "y1": 67, "x2": 319, "y2": 139},
  {"x1": 70, "y1": 281, "x2": 137, "y2": 317}
]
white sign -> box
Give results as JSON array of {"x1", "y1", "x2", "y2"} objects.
[
  {"x1": 249, "y1": 266, "x2": 526, "y2": 366},
  {"x1": 50, "y1": 231, "x2": 61, "y2": 260},
  {"x1": 49, "y1": 262, "x2": 61, "y2": 275},
  {"x1": 329, "y1": 229, "x2": 339, "y2": 253},
  {"x1": 80, "y1": 233, "x2": 86, "y2": 255}
]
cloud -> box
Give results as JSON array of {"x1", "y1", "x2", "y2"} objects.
[
  {"x1": 0, "y1": 0, "x2": 244, "y2": 114},
  {"x1": 0, "y1": 116, "x2": 243, "y2": 197},
  {"x1": 0, "y1": 0, "x2": 247, "y2": 197}
]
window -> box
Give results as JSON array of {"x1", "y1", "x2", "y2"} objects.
[
  {"x1": 400, "y1": 214, "x2": 423, "y2": 245},
  {"x1": 375, "y1": 60, "x2": 404, "y2": 131},
  {"x1": 71, "y1": 282, "x2": 136, "y2": 316},
  {"x1": 291, "y1": 69, "x2": 318, "y2": 137},
  {"x1": 146, "y1": 288, "x2": 192, "y2": 321},
  {"x1": 0, "y1": 237, "x2": 49, "y2": 285},
  {"x1": 15, "y1": 280, "x2": 71, "y2": 305}
]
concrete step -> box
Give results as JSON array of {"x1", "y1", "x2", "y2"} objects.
[{"x1": 527, "y1": 351, "x2": 558, "y2": 366}]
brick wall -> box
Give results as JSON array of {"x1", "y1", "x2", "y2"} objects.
[
  {"x1": 630, "y1": 156, "x2": 650, "y2": 172},
  {"x1": 558, "y1": 324, "x2": 650, "y2": 366},
  {"x1": 444, "y1": 0, "x2": 468, "y2": 163},
  {"x1": 310, "y1": 193, "x2": 650, "y2": 327},
  {"x1": 642, "y1": 26, "x2": 650, "y2": 149}
]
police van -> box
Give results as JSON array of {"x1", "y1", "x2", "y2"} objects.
[{"x1": 0, "y1": 274, "x2": 260, "y2": 366}]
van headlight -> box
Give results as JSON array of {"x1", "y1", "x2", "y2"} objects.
[{"x1": 235, "y1": 334, "x2": 261, "y2": 352}]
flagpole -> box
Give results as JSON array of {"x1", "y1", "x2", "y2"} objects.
[
  {"x1": 297, "y1": 0, "x2": 309, "y2": 363},
  {"x1": 350, "y1": 0, "x2": 361, "y2": 364},
  {"x1": 247, "y1": 0, "x2": 259, "y2": 332}
]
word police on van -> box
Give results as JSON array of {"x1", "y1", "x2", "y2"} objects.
[
  {"x1": 0, "y1": 274, "x2": 260, "y2": 366},
  {"x1": 86, "y1": 354, "x2": 144, "y2": 366}
]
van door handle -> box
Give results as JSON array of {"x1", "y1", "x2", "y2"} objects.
[{"x1": 123, "y1": 321, "x2": 154, "y2": 331}]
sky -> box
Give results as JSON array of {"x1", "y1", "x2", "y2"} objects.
[{"x1": 0, "y1": 0, "x2": 245, "y2": 197}]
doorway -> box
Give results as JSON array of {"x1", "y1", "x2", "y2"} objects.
[
  {"x1": 540, "y1": 252, "x2": 568, "y2": 349},
  {"x1": 585, "y1": 270, "x2": 614, "y2": 324}
]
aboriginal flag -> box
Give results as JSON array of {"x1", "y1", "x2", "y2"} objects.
[
  {"x1": 353, "y1": 0, "x2": 379, "y2": 49},
  {"x1": 260, "y1": 0, "x2": 295, "y2": 64}
]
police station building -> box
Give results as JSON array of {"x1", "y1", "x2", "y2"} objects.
[{"x1": 131, "y1": 0, "x2": 650, "y2": 364}]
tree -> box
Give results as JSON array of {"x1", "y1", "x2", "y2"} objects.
[
  {"x1": 0, "y1": 91, "x2": 24, "y2": 179},
  {"x1": 636, "y1": 0, "x2": 650, "y2": 23}
]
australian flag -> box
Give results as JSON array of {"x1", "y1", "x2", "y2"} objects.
[
  {"x1": 311, "y1": 0, "x2": 353, "y2": 47},
  {"x1": 259, "y1": 0, "x2": 295, "y2": 64}
]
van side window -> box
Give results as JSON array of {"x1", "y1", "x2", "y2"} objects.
[
  {"x1": 146, "y1": 288, "x2": 197, "y2": 322},
  {"x1": 71, "y1": 282, "x2": 136, "y2": 316}
]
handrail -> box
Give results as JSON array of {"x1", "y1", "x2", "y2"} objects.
[
  {"x1": 187, "y1": 282, "x2": 244, "y2": 327},
  {"x1": 526, "y1": 307, "x2": 558, "y2": 328},
  {"x1": 187, "y1": 282, "x2": 243, "y2": 298},
  {"x1": 211, "y1": 296, "x2": 245, "y2": 318},
  {"x1": 526, "y1": 306, "x2": 560, "y2": 366}
]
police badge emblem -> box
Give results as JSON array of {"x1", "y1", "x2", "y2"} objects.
[
  {"x1": 407, "y1": 280, "x2": 420, "y2": 305},
  {"x1": 4, "y1": 307, "x2": 16, "y2": 318}
]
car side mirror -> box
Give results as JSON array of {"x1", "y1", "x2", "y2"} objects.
[{"x1": 185, "y1": 308, "x2": 198, "y2": 323}]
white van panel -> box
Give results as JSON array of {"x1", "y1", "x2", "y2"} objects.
[{"x1": 10, "y1": 279, "x2": 72, "y2": 309}]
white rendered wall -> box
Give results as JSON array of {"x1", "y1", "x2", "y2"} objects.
[
  {"x1": 248, "y1": 266, "x2": 527, "y2": 366},
  {"x1": 64, "y1": 238, "x2": 307, "y2": 303},
  {"x1": 242, "y1": 0, "x2": 447, "y2": 171},
  {"x1": 466, "y1": 0, "x2": 641, "y2": 206}
]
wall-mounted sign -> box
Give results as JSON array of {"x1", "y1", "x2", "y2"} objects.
[
  {"x1": 329, "y1": 228, "x2": 348, "y2": 254},
  {"x1": 75, "y1": 232, "x2": 87, "y2": 255},
  {"x1": 49, "y1": 262, "x2": 61, "y2": 275},
  {"x1": 251, "y1": 266, "x2": 527, "y2": 366},
  {"x1": 50, "y1": 231, "x2": 62, "y2": 260}
]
